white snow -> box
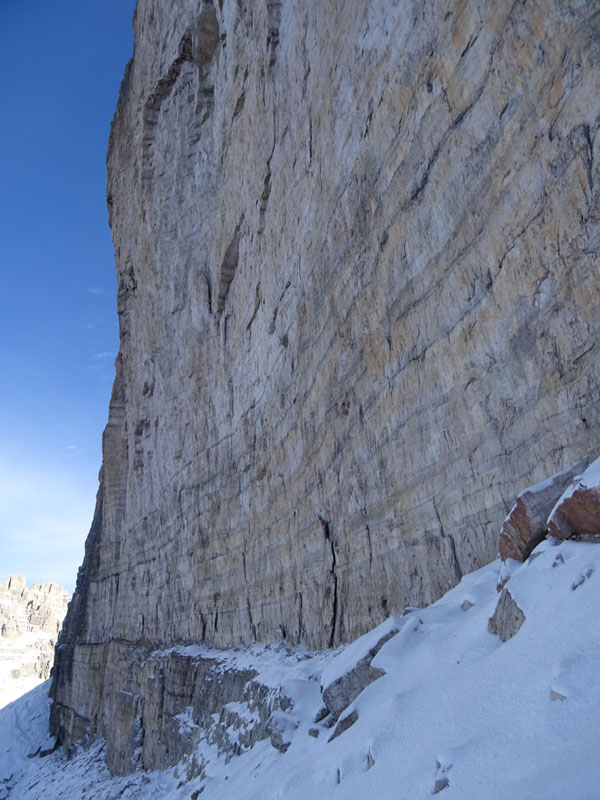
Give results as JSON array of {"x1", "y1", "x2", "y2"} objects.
[
  {"x1": 174, "y1": 707, "x2": 199, "y2": 735},
  {"x1": 222, "y1": 701, "x2": 260, "y2": 725},
  {"x1": 2, "y1": 540, "x2": 600, "y2": 799},
  {"x1": 579, "y1": 455, "x2": 600, "y2": 490},
  {"x1": 0, "y1": 672, "x2": 45, "y2": 710}
]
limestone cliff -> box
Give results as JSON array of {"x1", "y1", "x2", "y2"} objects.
[
  {"x1": 0, "y1": 574, "x2": 70, "y2": 706},
  {"x1": 51, "y1": 0, "x2": 600, "y2": 773}
]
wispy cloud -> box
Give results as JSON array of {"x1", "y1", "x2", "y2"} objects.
[
  {"x1": 93, "y1": 351, "x2": 116, "y2": 360},
  {"x1": 87, "y1": 287, "x2": 104, "y2": 295}
]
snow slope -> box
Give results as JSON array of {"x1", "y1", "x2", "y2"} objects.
[
  {"x1": 0, "y1": 631, "x2": 58, "y2": 710},
  {"x1": 2, "y1": 539, "x2": 599, "y2": 799}
]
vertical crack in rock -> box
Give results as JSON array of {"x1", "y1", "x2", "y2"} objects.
[
  {"x1": 246, "y1": 597, "x2": 256, "y2": 641},
  {"x1": 298, "y1": 591, "x2": 303, "y2": 640},
  {"x1": 203, "y1": 270, "x2": 213, "y2": 314},
  {"x1": 232, "y1": 91, "x2": 246, "y2": 120},
  {"x1": 578, "y1": 123, "x2": 595, "y2": 205},
  {"x1": 433, "y1": 499, "x2": 462, "y2": 583},
  {"x1": 246, "y1": 282, "x2": 261, "y2": 332},
  {"x1": 258, "y1": 153, "x2": 274, "y2": 234},
  {"x1": 446, "y1": 534, "x2": 463, "y2": 583},
  {"x1": 266, "y1": 1, "x2": 282, "y2": 67},
  {"x1": 366, "y1": 524, "x2": 373, "y2": 567},
  {"x1": 319, "y1": 516, "x2": 338, "y2": 648},
  {"x1": 259, "y1": 110, "x2": 277, "y2": 235},
  {"x1": 217, "y1": 221, "x2": 242, "y2": 314}
]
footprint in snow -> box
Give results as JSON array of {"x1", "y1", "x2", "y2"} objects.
[{"x1": 571, "y1": 568, "x2": 593, "y2": 591}]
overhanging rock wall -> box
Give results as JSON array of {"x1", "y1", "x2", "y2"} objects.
[{"x1": 52, "y1": 0, "x2": 600, "y2": 767}]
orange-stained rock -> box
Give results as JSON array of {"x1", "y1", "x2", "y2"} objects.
[
  {"x1": 499, "y1": 457, "x2": 591, "y2": 562},
  {"x1": 547, "y1": 457, "x2": 600, "y2": 541},
  {"x1": 547, "y1": 489, "x2": 600, "y2": 541}
]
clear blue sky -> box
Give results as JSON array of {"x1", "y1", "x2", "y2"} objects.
[{"x1": 0, "y1": 0, "x2": 136, "y2": 592}]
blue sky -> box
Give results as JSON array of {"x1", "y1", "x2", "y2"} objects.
[{"x1": 0, "y1": 1, "x2": 136, "y2": 591}]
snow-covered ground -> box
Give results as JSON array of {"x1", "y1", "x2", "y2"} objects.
[{"x1": 2, "y1": 538, "x2": 599, "y2": 799}]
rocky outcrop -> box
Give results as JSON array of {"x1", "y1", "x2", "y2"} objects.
[
  {"x1": 0, "y1": 575, "x2": 70, "y2": 704},
  {"x1": 547, "y1": 457, "x2": 600, "y2": 542},
  {"x1": 51, "y1": 0, "x2": 600, "y2": 771},
  {"x1": 320, "y1": 622, "x2": 399, "y2": 725},
  {"x1": 488, "y1": 587, "x2": 526, "y2": 642},
  {"x1": 0, "y1": 575, "x2": 70, "y2": 646},
  {"x1": 51, "y1": 641, "x2": 301, "y2": 776},
  {"x1": 498, "y1": 457, "x2": 591, "y2": 562}
]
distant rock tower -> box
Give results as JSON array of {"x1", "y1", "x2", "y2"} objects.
[{"x1": 0, "y1": 574, "x2": 70, "y2": 705}]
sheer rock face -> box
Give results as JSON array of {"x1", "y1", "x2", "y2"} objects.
[{"x1": 52, "y1": 0, "x2": 600, "y2": 765}]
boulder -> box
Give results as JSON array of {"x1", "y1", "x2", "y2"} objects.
[
  {"x1": 498, "y1": 457, "x2": 591, "y2": 562},
  {"x1": 488, "y1": 588, "x2": 525, "y2": 642},
  {"x1": 321, "y1": 626, "x2": 398, "y2": 722},
  {"x1": 547, "y1": 457, "x2": 600, "y2": 541}
]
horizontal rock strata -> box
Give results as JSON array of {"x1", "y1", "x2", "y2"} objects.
[{"x1": 52, "y1": 0, "x2": 600, "y2": 767}]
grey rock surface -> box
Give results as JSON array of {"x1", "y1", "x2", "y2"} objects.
[
  {"x1": 321, "y1": 629, "x2": 397, "y2": 721},
  {"x1": 488, "y1": 588, "x2": 526, "y2": 642},
  {"x1": 51, "y1": 642, "x2": 293, "y2": 776},
  {"x1": 328, "y1": 709, "x2": 359, "y2": 742},
  {"x1": 0, "y1": 575, "x2": 69, "y2": 641},
  {"x1": 52, "y1": 0, "x2": 600, "y2": 768}
]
